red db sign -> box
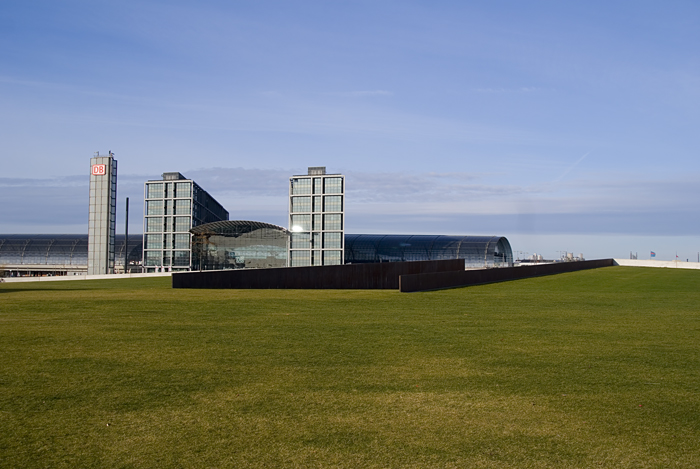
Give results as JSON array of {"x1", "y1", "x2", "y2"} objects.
[{"x1": 91, "y1": 164, "x2": 106, "y2": 176}]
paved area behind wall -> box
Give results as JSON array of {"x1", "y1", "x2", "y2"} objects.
[
  {"x1": 1, "y1": 272, "x2": 172, "y2": 283},
  {"x1": 613, "y1": 259, "x2": 700, "y2": 270}
]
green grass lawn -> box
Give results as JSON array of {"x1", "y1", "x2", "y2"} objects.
[{"x1": 1, "y1": 266, "x2": 699, "y2": 468}]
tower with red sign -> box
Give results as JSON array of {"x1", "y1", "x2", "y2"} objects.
[{"x1": 87, "y1": 152, "x2": 117, "y2": 275}]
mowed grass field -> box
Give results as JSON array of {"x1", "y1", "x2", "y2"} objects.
[{"x1": 1, "y1": 267, "x2": 699, "y2": 468}]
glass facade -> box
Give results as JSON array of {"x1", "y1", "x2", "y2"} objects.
[
  {"x1": 291, "y1": 178, "x2": 312, "y2": 195},
  {"x1": 147, "y1": 183, "x2": 163, "y2": 199},
  {"x1": 142, "y1": 173, "x2": 228, "y2": 272},
  {"x1": 290, "y1": 249, "x2": 310, "y2": 267},
  {"x1": 288, "y1": 167, "x2": 344, "y2": 266},
  {"x1": 323, "y1": 177, "x2": 343, "y2": 194},
  {"x1": 291, "y1": 197, "x2": 311, "y2": 213},
  {"x1": 290, "y1": 214, "x2": 311, "y2": 231},
  {"x1": 190, "y1": 221, "x2": 289, "y2": 270},
  {"x1": 0, "y1": 235, "x2": 142, "y2": 276},
  {"x1": 344, "y1": 234, "x2": 513, "y2": 268},
  {"x1": 0, "y1": 232, "x2": 514, "y2": 275}
]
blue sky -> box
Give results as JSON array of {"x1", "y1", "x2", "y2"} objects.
[{"x1": 1, "y1": 0, "x2": 699, "y2": 260}]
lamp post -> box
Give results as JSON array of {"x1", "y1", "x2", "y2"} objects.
[{"x1": 124, "y1": 197, "x2": 129, "y2": 274}]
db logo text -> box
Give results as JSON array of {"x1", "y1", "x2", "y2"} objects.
[{"x1": 91, "y1": 164, "x2": 106, "y2": 176}]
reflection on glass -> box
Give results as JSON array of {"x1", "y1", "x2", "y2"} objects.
[
  {"x1": 146, "y1": 200, "x2": 163, "y2": 215},
  {"x1": 191, "y1": 223, "x2": 289, "y2": 270},
  {"x1": 290, "y1": 214, "x2": 311, "y2": 231},
  {"x1": 323, "y1": 232, "x2": 341, "y2": 248},
  {"x1": 343, "y1": 234, "x2": 513, "y2": 267},
  {"x1": 145, "y1": 250, "x2": 161, "y2": 266},
  {"x1": 291, "y1": 178, "x2": 312, "y2": 195},
  {"x1": 146, "y1": 234, "x2": 162, "y2": 249},
  {"x1": 175, "y1": 182, "x2": 191, "y2": 198},
  {"x1": 175, "y1": 217, "x2": 191, "y2": 232},
  {"x1": 175, "y1": 199, "x2": 191, "y2": 215},
  {"x1": 147, "y1": 183, "x2": 164, "y2": 199},
  {"x1": 172, "y1": 250, "x2": 190, "y2": 266},
  {"x1": 324, "y1": 196, "x2": 342, "y2": 212},
  {"x1": 146, "y1": 218, "x2": 162, "y2": 233},
  {"x1": 290, "y1": 250, "x2": 310, "y2": 267},
  {"x1": 291, "y1": 232, "x2": 310, "y2": 249},
  {"x1": 291, "y1": 197, "x2": 311, "y2": 213},
  {"x1": 323, "y1": 250, "x2": 341, "y2": 265},
  {"x1": 174, "y1": 233, "x2": 190, "y2": 249},
  {"x1": 324, "y1": 177, "x2": 342, "y2": 194},
  {"x1": 323, "y1": 214, "x2": 342, "y2": 230}
]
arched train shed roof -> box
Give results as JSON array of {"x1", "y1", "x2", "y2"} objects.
[
  {"x1": 344, "y1": 234, "x2": 513, "y2": 267},
  {"x1": 0, "y1": 234, "x2": 143, "y2": 267},
  {"x1": 190, "y1": 220, "x2": 289, "y2": 237}
]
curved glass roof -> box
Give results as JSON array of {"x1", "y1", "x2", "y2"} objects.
[
  {"x1": 190, "y1": 221, "x2": 288, "y2": 271},
  {"x1": 190, "y1": 220, "x2": 289, "y2": 237},
  {"x1": 1, "y1": 231, "x2": 513, "y2": 269},
  {"x1": 345, "y1": 234, "x2": 513, "y2": 267},
  {"x1": 0, "y1": 235, "x2": 143, "y2": 266}
]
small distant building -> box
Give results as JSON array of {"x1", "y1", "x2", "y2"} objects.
[
  {"x1": 190, "y1": 221, "x2": 289, "y2": 271},
  {"x1": 142, "y1": 172, "x2": 228, "y2": 272},
  {"x1": 87, "y1": 152, "x2": 118, "y2": 275},
  {"x1": 288, "y1": 167, "x2": 345, "y2": 266}
]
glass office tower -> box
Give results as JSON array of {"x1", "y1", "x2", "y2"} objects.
[
  {"x1": 142, "y1": 172, "x2": 228, "y2": 272},
  {"x1": 288, "y1": 166, "x2": 345, "y2": 266},
  {"x1": 87, "y1": 152, "x2": 117, "y2": 275}
]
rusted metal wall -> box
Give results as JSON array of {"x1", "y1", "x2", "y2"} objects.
[
  {"x1": 172, "y1": 259, "x2": 465, "y2": 289},
  {"x1": 398, "y1": 259, "x2": 615, "y2": 292}
]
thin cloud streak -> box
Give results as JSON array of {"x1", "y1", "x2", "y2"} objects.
[
  {"x1": 2, "y1": 169, "x2": 697, "y2": 238},
  {"x1": 474, "y1": 87, "x2": 542, "y2": 93},
  {"x1": 324, "y1": 90, "x2": 394, "y2": 97},
  {"x1": 553, "y1": 152, "x2": 590, "y2": 183}
]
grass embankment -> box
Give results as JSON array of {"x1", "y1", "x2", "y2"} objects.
[{"x1": 1, "y1": 267, "x2": 699, "y2": 468}]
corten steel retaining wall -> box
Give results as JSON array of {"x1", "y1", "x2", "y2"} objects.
[
  {"x1": 399, "y1": 258, "x2": 615, "y2": 292},
  {"x1": 172, "y1": 259, "x2": 465, "y2": 290}
]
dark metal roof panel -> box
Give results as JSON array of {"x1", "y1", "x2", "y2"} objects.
[{"x1": 190, "y1": 220, "x2": 290, "y2": 236}]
